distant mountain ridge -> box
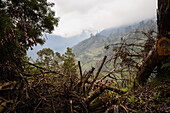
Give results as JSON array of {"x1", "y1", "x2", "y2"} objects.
[
  {"x1": 72, "y1": 19, "x2": 156, "y2": 71},
  {"x1": 27, "y1": 18, "x2": 156, "y2": 63},
  {"x1": 27, "y1": 30, "x2": 91, "y2": 60},
  {"x1": 99, "y1": 18, "x2": 156, "y2": 37}
]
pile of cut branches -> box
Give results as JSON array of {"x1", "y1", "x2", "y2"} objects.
[{"x1": 0, "y1": 58, "x2": 126, "y2": 113}]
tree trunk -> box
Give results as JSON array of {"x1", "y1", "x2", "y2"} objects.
[
  {"x1": 136, "y1": 0, "x2": 170, "y2": 85},
  {"x1": 157, "y1": 0, "x2": 170, "y2": 39},
  {"x1": 157, "y1": 0, "x2": 170, "y2": 76}
]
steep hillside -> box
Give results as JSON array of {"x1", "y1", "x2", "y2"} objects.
[{"x1": 72, "y1": 19, "x2": 156, "y2": 71}]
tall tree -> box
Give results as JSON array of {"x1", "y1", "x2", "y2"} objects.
[
  {"x1": 157, "y1": 0, "x2": 170, "y2": 76},
  {"x1": 136, "y1": 0, "x2": 170, "y2": 85},
  {"x1": 36, "y1": 48, "x2": 55, "y2": 69},
  {"x1": 62, "y1": 48, "x2": 78, "y2": 76},
  {"x1": 36, "y1": 48, "x2": 77, "y2": 74},
  {"x1": 0, "y1": 0, "x2": 58, "y2": 81}
]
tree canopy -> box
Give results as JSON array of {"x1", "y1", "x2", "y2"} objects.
[
  {"x1": 0, "y1": 0, "x2": 59, "y2": 81},
  {"x1": 36, "y1": 47, "x2": 78, "y2": 75}
]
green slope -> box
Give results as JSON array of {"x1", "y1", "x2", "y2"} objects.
[{"x1": 72, "y1": 19, "x2": 157, "y2": 72}]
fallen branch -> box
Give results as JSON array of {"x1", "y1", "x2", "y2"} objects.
[
  {"x1": 119, "y1": 104, "x2": 129, "y2": 113},
  {"x1": 136, "y1": 42, "x2": 158, "y2": 85},
  {"x1": 73, "y1": 67, "x2": 95, "y2": 95},
  {"x1": 85, "y1": 85, "x2": 126, "y2": 105},
  {"x1": 26, "y1": 62, "x2": 65, "y2": 76},
  {"x1": 81, "y1": 67, "x2": 95, "y2": 96},
  {"x1": 87, "y1": 56, "x2": 107, "y2": 93},
  {"x1": 78, "y1": 61, "x2": 83, "y2": 81},
  {"x1": 92, "y1": 56, "x2": 118, "y2": 92}
]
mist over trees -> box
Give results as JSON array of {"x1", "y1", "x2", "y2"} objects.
[{"x1": 0, "y1": 0, "x2": 169, "y2": 113}]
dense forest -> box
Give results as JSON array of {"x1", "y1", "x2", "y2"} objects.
[{"x1": 0, "y1": 0, "x2": 170, "y2": 113}]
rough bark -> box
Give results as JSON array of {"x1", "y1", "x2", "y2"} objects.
[
  {"x1": 157, "y1": 0, "x2": 170, "y2": 39},
  {"x1": 136, "y1": 0, "x2": 170, "y2": 85},
  {"x1": 157, "y1": 0, "x2": 170, "y2": 75}
]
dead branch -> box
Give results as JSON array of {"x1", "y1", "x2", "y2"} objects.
[
  {"x1": 83, "y1": 67, "x2": 95, "y2": 84},
  {"x1": 95, "y1": 56, "x2": 107, "y2": 80},
  {"x1": 97, "y1": 56, "x2": 118, "y2": 82},
  {"x1": 78, "y1": 61, "x2": 83, "y2": 81},
  {"x1": 85, "y1": 85, "x2": 126, "y2": 105},
  {"x1": 27, "y1": 62, "x2": 65, "y2": 76},
  {"x1": 136, "y1": 42, "x2": 158, "y2": 85},
  {"x1": 87, "y1": 56, "x2": 107, "y2": 93},
  {"x1": 73, "y1": 67, "x2": 95, "y2": 95},
  {"x1": 105, "y1": 105, "x2": 120, "y2": 113},
  {"x1": 81, "y1": 67, "x2": 95, "y2": 96},
  {"x1": 119, "y1": 104, "x2": 129, "y2": 113}
]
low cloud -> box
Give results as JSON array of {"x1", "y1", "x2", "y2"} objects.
[{"x1": 49, "y1": 0, "x2": 157, "y2": 37}]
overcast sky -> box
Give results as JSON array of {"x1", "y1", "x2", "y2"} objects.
[{"x1": 48, "y1": 0, "x2": 157, "y2": 37}]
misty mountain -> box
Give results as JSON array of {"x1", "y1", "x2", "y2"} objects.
[
  {"x1": 27, "y1": 30, "x2": 91, "y2": 60},
  {"x1": 72, "y1": 19, "x2": 156, "y2": 71}
]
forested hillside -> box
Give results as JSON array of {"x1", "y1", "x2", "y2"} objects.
[
  {"x1": 0, "y1": 0, "x2": 169, "y2": 113},
  {"x1": 73, "y1": 19, "x2": 156, "y2": 71}
]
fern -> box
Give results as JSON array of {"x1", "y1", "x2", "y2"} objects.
[{"x1": 161, "y1": 56, "x2": 170, "y2": 70}]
